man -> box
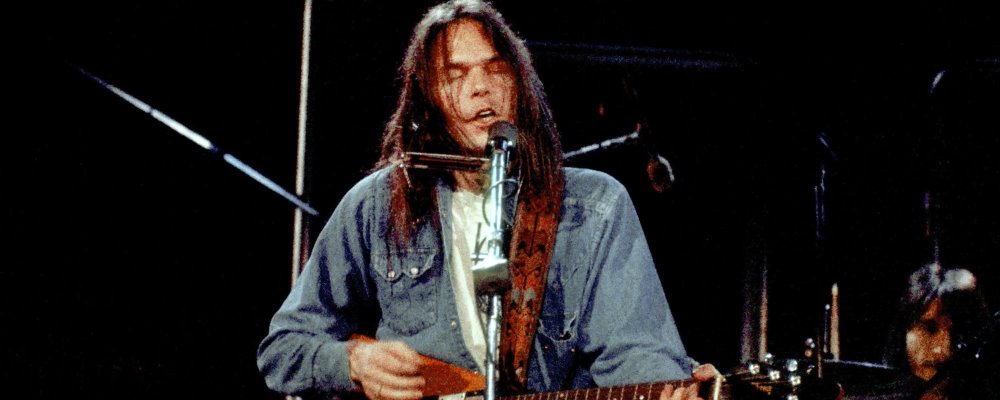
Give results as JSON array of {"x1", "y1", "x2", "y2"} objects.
[{"x1": 258, "y1": 1, "x2": 710, "y2": 399}]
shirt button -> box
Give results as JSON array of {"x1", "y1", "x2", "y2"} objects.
[
  {"x1": 450, "y1": 320, "x2": 458, "y2": 328},
  {"x1": 410, "y1": 267, "x2": 419, "y2": 275},
  {"x1": 387, "y1": 271, "x2": 395, "y2": 279}
]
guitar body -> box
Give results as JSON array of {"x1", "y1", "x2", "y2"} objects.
[{"x1": 350, "y1": 335, "x2": 486, "y2": 397}]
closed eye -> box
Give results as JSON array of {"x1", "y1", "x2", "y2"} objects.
[
  {"x1": 445, "y1": 67, "x2": 465, "y2": 82},
  {"x1": 486, "y1": 59, "x2": 512, "y2": 75}
]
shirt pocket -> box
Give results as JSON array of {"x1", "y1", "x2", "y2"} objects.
[
  {"x1": 531, "y1": 312, "x2": 579, "y2": 390},
  {"x1": 371, "y1": 248, "x2": 440, "y2": 335}
]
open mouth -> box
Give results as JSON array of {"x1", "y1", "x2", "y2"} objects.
[{"x1": 474, "y1": 109, "x2": 497, "y2": 121}]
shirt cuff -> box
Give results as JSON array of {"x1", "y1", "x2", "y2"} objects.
[{"x1": 313, "y1": 340, "x2": 360, "y2": 393}]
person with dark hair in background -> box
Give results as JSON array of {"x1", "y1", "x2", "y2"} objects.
[
  {"x1": 881, "y1": 263, "x2": 997, "y2": 399},
  {"x1": 257, "y1": 1, "x2": 713, "y2": 400}
]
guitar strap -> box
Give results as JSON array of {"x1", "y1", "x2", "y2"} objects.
[{"x1": 499, "y1": 178, "x2": 563, "y2": 393}]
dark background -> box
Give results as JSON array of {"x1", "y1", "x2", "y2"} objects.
[{"x1": 7, "y1": 0, "x2": 999, "y2": 398}]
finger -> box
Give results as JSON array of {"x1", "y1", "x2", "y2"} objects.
[
  {"x1": 352, "y1": 359, "x2": 426, "y2": 392},
  {"x1": 361, "y1": 363, "x2": 426, "y2": 391},
  {"x1": 671, "y1": 384, "x2": 688, "y2": 400},
  {"x1": 355, "y1": 342, "x2": 422, "y2": 378},
  {"x1": 673, "y1": 386, "x2": 693, "y2": 400},
  {"x1": 363, "y1": 380, "x2": 424, "y2": 400},
  {"x1": 380, "y1": 342, "x2": 423, "y2": 375},
  {"x1": 377, "y1": 385, "x2": 424, "y2": 400},
  {"x1": 659, "y1": 384, "x2": 674, "y2": 400},
  {"x1": 683, "y1": 383, "x2": 699, "y2": 400},
  {"x1": 358, "y1": 350, "x2": 426, "y2": 390},
  {"x1": 363, "y1": 384, "x2": 381, "y2": 400},
  {"x1": 377, "y1": 354, "x2": 423, "y2": 378},
  {"x1": 692, "y1": 363, "x2": 719, "y2": 381}
]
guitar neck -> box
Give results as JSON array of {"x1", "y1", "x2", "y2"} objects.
[{"x1": 460, "y1": 377, "x2": 729, "y2": 400}]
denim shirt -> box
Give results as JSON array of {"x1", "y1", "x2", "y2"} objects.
[{"x1": 257, "y1": 167, "x2": 691, "y2": 396}]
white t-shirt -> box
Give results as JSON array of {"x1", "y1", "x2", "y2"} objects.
[{"x1": 448, "y1": 190, "x2": 489, "y2": 372}]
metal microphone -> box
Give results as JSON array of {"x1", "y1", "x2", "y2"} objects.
[
  {"x1": 647, "y1": 152, "x2": 675, "y2": 193},
  {"x1": 487, "y1": 120, "x2": 518, "y2": 153},
  {"x1": 636, "y1": 123, "x2": 675, "y2": 193},
  {"x1": 483, "y1": 121, "x2": 517, "y2": 259},
  {"x1": 474, "y1": 121, "x2": 517, "y2": 400}
]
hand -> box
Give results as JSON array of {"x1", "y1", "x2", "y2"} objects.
[
  {"x1": 347, "y1": 339, "x2": 426, "y2": 400},
  {"x1": 658, "y1": 364, "x2": 720, "y2": 400}
]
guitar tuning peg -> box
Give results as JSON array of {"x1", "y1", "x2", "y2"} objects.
[
  {"x1": 784, "y1": 359, "x2": 799, "y2": 373},
  {"x1": 763, "y1": 352, "x2": 775, "y2": 366},
  {"x1": 768, "y1": 368, "x2": 782, "y2": 381},
  {"x1": 803, "y1": 338, "x2": 816, "y2": 359}
]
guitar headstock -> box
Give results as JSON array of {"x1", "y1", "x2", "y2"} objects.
[{"x1": 723, "y1": 354, "x2": 844, "y2": 400}]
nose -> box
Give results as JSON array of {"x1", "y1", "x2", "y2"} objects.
[{"x1": 467, "y1": 66, "x2": 490, "y2": 97}]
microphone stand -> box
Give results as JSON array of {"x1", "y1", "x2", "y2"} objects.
[
  {"x1": 471, "y1": 123, "x2": 516, "y2": 400},
  {"x1": 74, "y1": 66, "x2": 319, "y2": 217},
  {"x1": 563, "y1": 130, "x2": 639, "y2": 160},
  {"x1": 562, "y1": 125, "x2": 675, "y2": 192}
]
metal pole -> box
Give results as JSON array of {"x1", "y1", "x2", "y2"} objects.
[
  {"x1": 484, "y1": 294, "x2": 502, "y2": 400},
  {"x1": 291, "y1": 0, "x2": 314, "y2": 283},
  {"x1": 288, "y1": 2, "x2": 313, "y2": 399}
]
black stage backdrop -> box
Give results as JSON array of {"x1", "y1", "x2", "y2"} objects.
[{"x1": 7, "y1": 1, "x2": 999, "y2": 398}]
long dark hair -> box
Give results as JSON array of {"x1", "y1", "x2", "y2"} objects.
[
  {"x1": 883, "y1": 263, "x2": 993, "y2": 397},
  {"x1": 374, "y1": 0, "x2": 563, "y2": 247}
]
